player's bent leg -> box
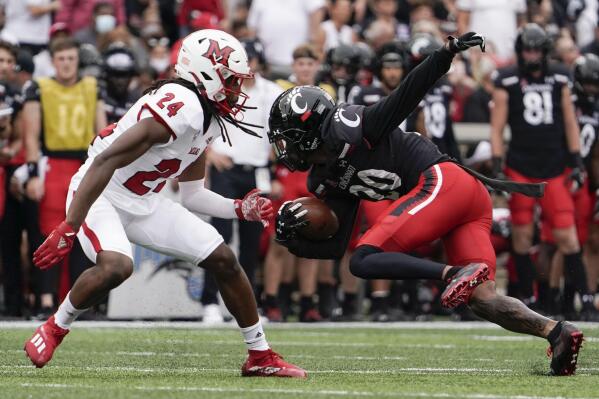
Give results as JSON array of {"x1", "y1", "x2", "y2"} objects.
[
  {"x1": 25, "y1": 250, "x2": 133, "y2": 368},
  {"x1": 200, "y1": 243, "x2": 259, "y2": 327}
]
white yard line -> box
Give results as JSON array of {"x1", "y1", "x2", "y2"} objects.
[{"x1": 9, "y1": 382, "x2": 599, "y2": 399}]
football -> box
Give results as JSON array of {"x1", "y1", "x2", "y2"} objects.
[{"x1": 292, "y1": 197, "x2": 339, "y2": 240}]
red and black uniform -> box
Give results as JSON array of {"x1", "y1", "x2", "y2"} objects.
[
  {"x1": 406, "y1": 77, "x2": 462, "y2": 162},
  {"x1": 284, "y1": 48, "x2": 497, "y2": 278},
  {"x1": 494, "y1": 64, "x2": 575, "y2": 229}
]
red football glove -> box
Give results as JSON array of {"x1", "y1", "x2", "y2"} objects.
[
  {"x1": 33, "y1": 221, "x2": 78, "y2": 270},
  {"x1": 234, "y1": 189, "x2": 274, "y2": 227}
]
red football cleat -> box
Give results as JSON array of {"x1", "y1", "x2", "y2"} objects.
[
  {"x1": 441, "y1": 263, "x2": 490, "y2": 308},
  {"x1": 24, "y1": 316, "x2": 69, "y2": 368},
  {"x1": 241, "y1": 349, "x2": 307, "y2": 378}
]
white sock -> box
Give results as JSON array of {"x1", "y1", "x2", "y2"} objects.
[
  {"x1": 240, "y1": 320, "x2": 269, "y2": 351},
  {"x1": 54, "y1": 292, "x2": 88, "y2": 330}
]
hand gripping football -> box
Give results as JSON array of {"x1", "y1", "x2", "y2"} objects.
[{"x1": 292, "y1": 197, "x2": 339, "y2": 240}]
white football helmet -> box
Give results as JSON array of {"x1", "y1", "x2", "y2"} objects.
[{"x1": 175, "y1": 29, "x2": 253, "y2": 117}]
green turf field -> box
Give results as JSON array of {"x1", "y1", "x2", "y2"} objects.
[{"x1": 1, "y1": 321, "x2": 598, "y2": 399}]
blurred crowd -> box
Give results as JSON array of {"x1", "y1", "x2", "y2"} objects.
[{"x1": 0, "y1": 0, "x2": 599, "y2": 323}]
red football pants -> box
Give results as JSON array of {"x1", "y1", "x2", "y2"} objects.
[{"x1": 359, "y1": 162, "x2": 496, "y2": 279}]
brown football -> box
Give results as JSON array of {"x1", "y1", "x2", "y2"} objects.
[{"x1": 292, "y1": 197, "x2": 339, "y2": 240}]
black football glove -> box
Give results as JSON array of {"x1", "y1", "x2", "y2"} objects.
[
  {"x1": 447, "y1": 32, "x2": 485, "y2": 54},
  {"x1": 275, "y1": 201, "x2": 308, "y2": 244},
  {"x1": 492, "y1": 156, "x2": 505, "y2": 180},
  {"x1": 566, "y1": 152, "x2": 586, "y2": 193}
]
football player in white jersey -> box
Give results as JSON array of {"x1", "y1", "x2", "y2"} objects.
[{"x1": 23, "y1": 29, "x2": 306, "y2": 378}]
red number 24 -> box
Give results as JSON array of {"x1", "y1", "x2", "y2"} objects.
[
  {"x1": 123, "y1": 159, "x2": 182, "y2": 195},
  {"x1": 156, "y1": 92, "x2": 184, "y2": 117}
]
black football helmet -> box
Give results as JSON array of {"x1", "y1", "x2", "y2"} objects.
[
  {"x1": 515, "y1": 23, "x2": 550, "y2": 74},
  {"x1": 407, "y1": 33, "x2": 443, "y2": 70},
  {"x1": 326, "y1": 44, "x2": 362, "y2": 85},
  {"x1": 376, "y1": 41, "x2": 407, "y2": 77},
  {"x1": 573, "y1": 53, "x2": 599, "y2": 106},
  {"x1": 102, "y1": 46, "x2": 137, "y2": 99},
  {"x1": 268, "y1": 86, "x2": 336, "y2": 171}
]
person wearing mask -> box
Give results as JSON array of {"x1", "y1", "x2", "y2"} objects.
[{"x1": 74, "y1": 1, "x2": 118, "y2": 48}]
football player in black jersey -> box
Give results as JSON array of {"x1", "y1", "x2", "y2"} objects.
[
  {"x1": 269, "y1": 32, "x2": 583, "y2": 376},
  {"x1": 572, "y1": 54, "x2": 599, "y2": 319},
  {"x1": 101, "y1": 46, "x2": 140, "y2": 124},
  {"x1": 322, "y1": 44, "x2": 362, "y2": 104},
  {"x1": 405, "y1": 33, "x2": 461, "y2": 162},
  {"x1": 490, "y1": 24, "x2": 595, "y2": 317}
]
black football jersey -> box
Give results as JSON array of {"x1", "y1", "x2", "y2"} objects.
[
  {"x1": 349, "y1": 84, "x2": 386, "y2": 106},
  {"x1": 493, "y1": 64, "x2": 571, "y2": 178},
  {"x1": 576, "y1": 97, "x2": 599, "y2": 189},
  {"x1": 406, "y1": 77, "x2": 461, "y2": 161},
  {"x1": 308, "y1": 103, "x2": 450, "y2": 202},
  {"x1": 101, "y1": 90, "x2": 138, "y2": 124},
  {"x1": 0, "y1": 80, "x2": 23, "y2": 119}
]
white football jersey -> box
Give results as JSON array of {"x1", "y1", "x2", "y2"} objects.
[{"x1": 70, "y1": 83, "x2": 219, "y2": 215}]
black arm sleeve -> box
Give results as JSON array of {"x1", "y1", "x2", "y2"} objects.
[
  {"x1": 285, "y1": 195, "x2": 360, "y2": 260},
  {"x1": 361, "y1": 47, "x2": 454, "y2": 145}
]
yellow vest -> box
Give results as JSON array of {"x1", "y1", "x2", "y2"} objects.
[
  {"x1": 276, "y1": 79, "x2": 337, "y2": 102},
  {"x1": 38, "y1": 76, "x2": 97, "y2": 152}
]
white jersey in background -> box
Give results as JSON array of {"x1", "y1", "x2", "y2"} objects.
[{"x1": 71, "y1": 83, "x2": 218, "y2": 215}]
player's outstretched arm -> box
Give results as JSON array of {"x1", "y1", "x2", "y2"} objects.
[
  {"x1": 32, "y1": 118, "x2": 171, "y2": 269},
  {"x1": 361, "y1": 32, "x2": 484, "y2": 145},
  {"x1": 178, "y1": 154, "x2": 273, "y2": 226}
]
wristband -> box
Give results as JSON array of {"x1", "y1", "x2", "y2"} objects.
[{"x1": 27, "y1": 162, "x2": 39, "y2": 178}]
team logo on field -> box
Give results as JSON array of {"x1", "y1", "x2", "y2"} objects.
[{"x1": 202, "y1": 39, "x2": 235, "y2": 67}]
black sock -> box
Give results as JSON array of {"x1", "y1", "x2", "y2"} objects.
[
  {"x1": 564, "y1": 251, "x2": 590, "y2": 296},
  {"x1": 537, "y1": 280, "x2": 549, "y2": 310},
  {"x1": 317, "y1": 283, "x2": 335, "y2": 318},
  {"x1": 371, "y1": 292, "x2": 389, "y2": 314},
  {"x1": 264, "y1": 295, "x2": 278, "y2": 309},
  {"x1": 547, "y1": 321, "x2": 563, "y2": 343},
  {"x1": 343, "y1": 293, "x2": 358, "y2": 314},
  {"x1": 300, "y1": 296, "x2": 315, "y2": 314},
  {"x1": 513, "y1": 253, "x2": 535, "y2": 298},
  {"x1": 548, "y1": 287, "x2": 561, "y2": 314},
  {"x1": 350, "y1": 245, "x2": 446, "y2": 280},
  {"x1": 278, "y1": 283, "x2": 293, "y2": 316}
]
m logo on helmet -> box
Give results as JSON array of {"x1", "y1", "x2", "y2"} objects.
[{"x1": 202, "y1": 39, "x2": 235, "y2": 67}]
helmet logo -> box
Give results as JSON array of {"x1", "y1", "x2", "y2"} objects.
[
  {"x1": 334, "y1": 108, "x2": 361, "y2": 128},
  {"x1": 288, "y1": 88, "x2": 308, "y2": 114},
  {"x1": 202, "y1": 39, "x2": 234, "y2": 67}
]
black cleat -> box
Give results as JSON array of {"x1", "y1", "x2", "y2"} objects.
[{"x1": 547, "y1": 321, "x2": 584, "y2": 376}]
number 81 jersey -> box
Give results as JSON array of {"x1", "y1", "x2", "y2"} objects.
[
  {"x1": 71, "y1": 83, "x2": 218, "y2": 215},
  {"x1": 493, "y1": 64, "x2": 571, "y2": 179}
]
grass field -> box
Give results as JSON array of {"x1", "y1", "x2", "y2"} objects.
[{"x1": 1, "y1": 321, "x2": 598, "y2": 399}]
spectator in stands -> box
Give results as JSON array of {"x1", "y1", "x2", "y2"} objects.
[
  {"x1": 55, "y1": 0, "x2": 125, "y2": 36},
  {"x1": 457, "y1": 0, "x2": 527, "y2": 64},
  {"x1": 23, "y1": 37, "x2": 106, "y2": 316},
  {"x1": 0, "y1": 0, "x2": 59, "y2": 55},
  {"x1": 75, "y1": 1, "x2": 118, "y2": 48},
  {"x1": 321, "y1": 0, "x2": 356, "y2": 52},
  {"x1": 247, "y1": 0, "x2": 325, "y2": 79},
  {"x1": 201, "y1": 38, "x2": 281, "y2": 323},
  {"x1": 177, "y1": 0, "x2": 226, "y2": 36},
  {"x1": 360, "y1": 0, "x2": 406, "y2": 42}
]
